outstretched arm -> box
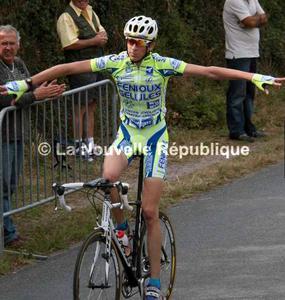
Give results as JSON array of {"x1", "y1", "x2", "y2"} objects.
[
  {"x1": 183, "y1": 64, "x2": 285, "y2": 93},
  {"x1": 31, "y1": 60, "x2": 92, "y2": 85},
  {"x1": 184, "y1": 64, "x2": 251, "y2": 80},
  {"x1": 0, "y1": 60, "x2": 92, "y2": 101}
]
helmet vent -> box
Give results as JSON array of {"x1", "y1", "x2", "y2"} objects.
[{"x1": 124, "y1": 16, "x2": 158, "y2": 41}]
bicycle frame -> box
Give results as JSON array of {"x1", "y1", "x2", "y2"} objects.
[
  {"x1": 99, "y1": 190, "x2": 137, "y2": 286},
  {"x1": 92, "y1": 155, "x2": 145, "y2": 292},
  {"x1": 104, "y1": 156, "x2": 147, "y2": 292}
]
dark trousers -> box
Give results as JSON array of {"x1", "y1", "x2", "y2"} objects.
[
  {"x1": 226, "y1": 58, "x2": 257, "y2": 138},
  {"x1": 2, "y1": 141, "x2": 23, "y2": 244}
]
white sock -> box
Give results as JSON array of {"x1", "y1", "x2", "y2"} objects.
[{"x1": 87, "y1": 137, "x2": 94, "y2": 144}]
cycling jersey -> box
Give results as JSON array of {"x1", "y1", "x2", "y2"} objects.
[{"x1": 90, "y1": 52, "x2": 187, "y2": 129}]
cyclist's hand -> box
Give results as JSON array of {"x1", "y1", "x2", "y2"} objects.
[
  {"x1": 251, "y1": 73, "x2": 285, "y2": 95},
  {"x1": 0, "y1": 80, "x2": 29, "y2": 101}
]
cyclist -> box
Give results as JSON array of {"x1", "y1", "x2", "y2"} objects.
[{"x1": 1, "y1": 15, "x2": 284, "y2": 300}]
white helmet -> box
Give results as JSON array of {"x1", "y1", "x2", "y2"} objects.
[{"x1": 124, "y1": 16, "x2": 158, "y2": 41}]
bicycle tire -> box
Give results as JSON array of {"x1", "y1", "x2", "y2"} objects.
[
  {"x1": 73, "y1": 228, "x2": 121, "y2": 300},
  {"x1": 140, "y1": 212, "x2": 176, "y2": 299}
]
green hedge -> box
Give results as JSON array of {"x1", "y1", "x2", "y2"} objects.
[{"x1": 1, "y1": 0, "x2": 284, "y2": 128}]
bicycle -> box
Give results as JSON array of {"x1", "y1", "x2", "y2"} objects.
[{"x1": 53, "y1": 155, "x2": 176, "y2": 299}]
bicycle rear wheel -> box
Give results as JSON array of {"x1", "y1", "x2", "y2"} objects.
[
  {"x1": 73, "y1": 229, "x2": 121, "y2": 300},
  {"x1": 140, "y1": 212, "x2": 176, "y2": 299},
  {"x1": 159, "y1": 212, "x2": 176, "y2": 298}
]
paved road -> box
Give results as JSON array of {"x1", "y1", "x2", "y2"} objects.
[
  {"x1": 173, "y1": 162, "x2": 285, "y2": 300},
  {"x1": 0, "y1": 163, "x2": 284, "y2": 300}
]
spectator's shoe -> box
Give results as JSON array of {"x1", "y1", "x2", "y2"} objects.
[
  {"x1": 92, "y1": 144, "x2": 101, "y2": 157},
  {"x1": 75, "y1": 142, "x2": 88, "y2": 157},
  {"x1": 85, "y1": 143, "x2": 96, "y2": 162},
  {"x1": 75, "y1": 142, "x2": 94, "y2": 161},
  {"x1": 5, "y1": 236, "x2": 26, "y2": 248},
  {"x1": 230, "y1": 134, "x2": 254, "y2": 143},
  {"x1": 249, "y1": 130, "x2": 267, "y2": 138},
  {"x1": 86, "y1": 142, "x2": 101, "y2": 157},
  {"x1": 86, "y1": 155, "x2": 94, "y2": 162},
  {"x1": 145, "y1": 286, "x2": 164, "y2": 300},
  {"x1": 82, "y1": 152, "x2": 94, "y2": 162}
]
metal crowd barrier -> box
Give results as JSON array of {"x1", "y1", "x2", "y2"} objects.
[{"x1": 0, "y1": 79, "x2": 118, "y2": 255}]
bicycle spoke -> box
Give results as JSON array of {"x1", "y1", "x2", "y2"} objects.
[
  {"x1": 73, "y1": 230, "x2": 121, "y2": 299},
  {"x1": 89, "y1": 240, "x2": 101, "y2": 282},
  {"x1": 159, "y1": 212, "x2": 176, "y2": 298}
]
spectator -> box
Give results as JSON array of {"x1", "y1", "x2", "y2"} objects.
[
  {"x1": 0, "y1": 25, "x2": 65, "y2": 247},
  {"x1": 223, "y1": 0, "x2": 268, "y2": 142},
  {"x1": 57, "y1": 0, "x2": 108, "y2": 160}
]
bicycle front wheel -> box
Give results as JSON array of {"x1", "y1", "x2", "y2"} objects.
[{"x1": 73, "y1": 229, "x2": 121, "y2": 300}]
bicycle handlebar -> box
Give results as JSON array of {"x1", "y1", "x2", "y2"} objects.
[
  {"x1": 52, "y1": 179, "x2": 133, "y2": 212},
  {"x1": 57, "y1": 194, "x2": 72, "y2": 212},
  {"x1": 119, "y1": 183, "x2": 133, "y2": 211},
  {"x1": 52, "y1": 182, "x2": 77, "y2": 212}
]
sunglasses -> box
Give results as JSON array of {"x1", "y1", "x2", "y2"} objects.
[{"x1": 127, "y1": 39, "x2": 150, "y2": 47}]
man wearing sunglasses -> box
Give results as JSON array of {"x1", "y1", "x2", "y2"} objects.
[{"x1": 1, "y1": 15, "x2": 284, "y2": 300}]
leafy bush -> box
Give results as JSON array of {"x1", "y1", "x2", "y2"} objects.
[
  {"x1": 166, "y1": 78, "x2": 226, "y2": 129},
  {"x1": 1, "y1": 0, "x2": 284, "y2": 129}
]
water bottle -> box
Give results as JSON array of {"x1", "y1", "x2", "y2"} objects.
[{"x1": 116, "y1": 230, "x2": 131, "y2": 256}]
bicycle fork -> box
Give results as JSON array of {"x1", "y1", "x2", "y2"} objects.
[
  {"x1": 86, "y1": 201, "x2": 113, "y2": 290},
  {"x1": 99, "y1": 199, "x2": 114, "y2": 288}
]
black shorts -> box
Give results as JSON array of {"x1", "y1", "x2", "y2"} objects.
[{"x1": 68, "y1": 72, "x2": 103, "y2": 104}]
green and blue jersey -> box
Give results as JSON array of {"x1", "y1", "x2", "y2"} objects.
[{"x1": 90, "y1": 51, "x2": 186, "y2": 129}]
